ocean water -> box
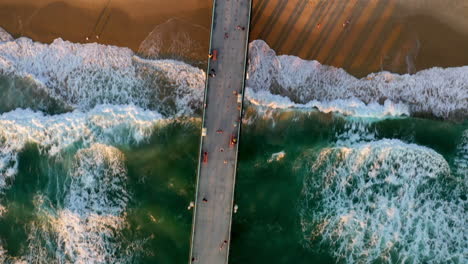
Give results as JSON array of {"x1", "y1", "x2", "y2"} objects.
[
  {"x1": 0, "y1": 29, "x2": 203, "y2": 263},
  {"x1": 0, "y1": 28, "x2": 466, "y2": 263},
  {"x1": 0, "y1": 112, "x2": 200, "y2": 263},
  {"x1": 231, "y1": 108, "x2": 467, "y2": 264}
]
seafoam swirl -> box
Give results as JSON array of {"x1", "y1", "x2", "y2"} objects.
[
  {"x1": 0, "y1": 104, "x2": 164, "y2": 190},
  {"x1": 0, "y1": 30, "x2": 205, "y2": 115},
  {"x1": 22, "y1": 144, "x2": 134, "y2": 263},
  {"x1": 301, "y1": 139, "x2": 467, "y2": 263},
  {"x1": 247, "y1": 40, "x2": 468, "y2": 120}
]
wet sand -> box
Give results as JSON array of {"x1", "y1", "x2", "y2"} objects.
[
  {"x1": 250, "y1": 0, "x2": 468, "y2": 77},
  {"x1": 1, "y1": 0, "x2": 468, "y2": 76},
  {"x1": 0, "y1": 0, "x2": 212, "y2": 63}
]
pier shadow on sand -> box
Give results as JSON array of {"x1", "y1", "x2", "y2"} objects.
[{"x1": 250, "y1": 0, "x2": 468, "y2": 78}]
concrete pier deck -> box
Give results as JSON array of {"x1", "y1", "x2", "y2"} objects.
[{"x1": 189, "y1": 0, "x2": 251, "y2": 263}]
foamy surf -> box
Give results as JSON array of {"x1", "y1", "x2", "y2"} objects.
[
  {"x1": 0, "y1": 28, "x2": 205, "y2": 116},
  {"x1": 0, "y1": 28, "x2": 196, "y2": 263},
  {"x1": 301, "y1": 139, "x2": 467, "y2": 263},
  {"x1": 54, "y1": 144, "x2": 129, "y2": 263},
  {"x1": 247, "y1": 40, "x2": 468, "y2": 120},
  {"x1": 0, "y1": 104, "x2": 164, "y2": 191},
  {"x1": 3, "y1": 27, "x2": 465, "y2": 120},
  {"x1": 454, "y1": 130, "x2": 468, "y2": 183},
  {"x1": 0, "y1": 28, "x2": 13, "y2": 43},
  {"x1": 246, "y1": 89, "x2": 410, "y2": 118},
  {"x1": 16, "y1": 144, "x2": 134, "y2": 263},
  {"x1": 267, "y1": 151, "x2": 286, "y2": 163}
]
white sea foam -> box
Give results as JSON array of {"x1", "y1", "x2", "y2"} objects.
[
  {"x1": 0, "y1": 204, "x2": 6, "y2": 217},
  {"x1": 1, "y1": 27, "x2": 466, "y2": 119},
  {"x1": 247, "y1": 40, "x2": 468, "y2": 119},
  {"x1": 301, "y1": 139, "x2": 467, "y2": 263},
  {"x1": 0, "y1": 104, "x2": 164, "y2": 190},
  {"x1": 0, "y1": 245, "x2": 7, "y2": 263},
  {"x1": 66, "y1": 144, "x2": 129, "y2": 216},
  {"x1": 22, "y1": 144, "x2": 132, "y2": 263},
  {"x1": 454, "y1": 130, "x2": 468, "y2": 181},
  {"x1": 246, "y1": 89, "x2": 409, "y2": 118},
  {"x1": 0, "y1": 29, "x2": 205, "y2": 115},
  {"x1": 53, "y1": 144, "x2": 129, "y2": 263},
  {"x1": 0, "y1": 28, "x2": 13, "y2": 43},
  {"x1": 334, "y1": 122, "x2": 377, "y2": 146},
  {"x1": 267, "y1": 151, "x2": 286, "y2": 163}
]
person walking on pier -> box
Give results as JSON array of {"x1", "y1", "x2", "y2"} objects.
[{"x1": 219, "y1": 240, "x2": 228, "y2": 251}]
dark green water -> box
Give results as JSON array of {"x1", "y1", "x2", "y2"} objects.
[
  {"x1": 0, "y1": 104, "x2": 466, "y2": 263},
  {"x1": 0, "y1": 20, "x2": 467, "y2": 262},
  {"x1": 230, "y1": 109, "x2": 467, "y2": 264},
  {"x1": 0, "y1": 121, "x2": 200, "y2": 263},
  {"x1": 123, "y1": 122, "x2": 199, "y2": 263}
]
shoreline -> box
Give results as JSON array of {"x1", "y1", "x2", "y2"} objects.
[
  {"x1": 0, "y1": 0, "x2": 212, "y2": 65},
  {"x1": 250, "y1": 0, "x2": 468, "y2": 77},
  {"x1": 1, "y1": 0, "x2": 468, "y2": 77}
]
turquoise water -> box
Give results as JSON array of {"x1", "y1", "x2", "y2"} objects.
[
  {"x1": 0, "y1": 120, "x2": 200, "y2": 263},
  {"x1": 0, "y1": 30, "x2": 466, "y2": 263},
  {"x1": 1, "y1": 71, "x2": 467, "y2": 263},
  {"x1": 231, "y1": 109, "x2": 467, "y2": 264}
]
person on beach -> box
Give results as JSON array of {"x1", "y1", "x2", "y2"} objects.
[{"x1": 342, "y1": 19, "x2": 350, "y2": 28}]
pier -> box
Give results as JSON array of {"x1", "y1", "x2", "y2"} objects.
[{"x1": 189, "y1": 0, "x2": 252, "y2": 263}]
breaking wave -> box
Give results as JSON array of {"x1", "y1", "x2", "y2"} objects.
[
  {"x1": 3, "y1": 27, "x2": 466, "y2": 120},
  {"x1": 0, "y1": 28, "x2": 13, "y2": 43},
  {"x1": 0, "y1": 29, "x2": 205, "y2": 115},
  {"x1": 22, "y1": 144, "x2": 134, "y2": 263},
  {"x1": 247, "y1": 40, "x2": 468, "y2": 120},
  {"x1": 454, "y1": 130, "x2": 468, "y2": 183},
  {"x1": 0, "y1": 104, "x2": 164, "y2": 191},
  {"x1": 300, "y1": 139, "x2": 467, "y2": 263},
  {"x1": 246, "y1": 89, "x2": 409, "y2": 118},
  {"x1": 0, "y1": 28, "x2": 194, "y2": 262}
]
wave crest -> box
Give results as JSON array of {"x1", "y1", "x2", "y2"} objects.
[
  {"x1": 0, "y1": 104, "x2": 163, "y2": 190},
  {"x1": 22, "y1": 144, "x2": 133, "y2": 263},
  {"x1": 454, "y1": 130, "x2": 468, "y2": 182},
  {"x1": 247, "y1": 40, "x2": 468, "y2": 120},
  {"x1": 0, "y1": 33, "x2": 205, "y2": 115},
  {"x1": 301, "y1": 139, "x2": 467, "y2": 263},
  {"x1": 246, "y1": 89, "x2": 409, "y2": 118},
  {"x1": 0, "y1": 28, "x2": 13, "y2": 43}
]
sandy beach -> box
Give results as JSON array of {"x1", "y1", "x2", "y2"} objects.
[
  {"x1": 250, "y1": 0, "x2": 468, "y2": 77},
  {"x1": 0, "y1": 1, "x2": 466, "y2": 263},
  {"x1": 1, "y1": 0, "x2": 467, "y2": 76},
  {"x1": 0, "y1": 0, "x2": 212, "y2": 63}
]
